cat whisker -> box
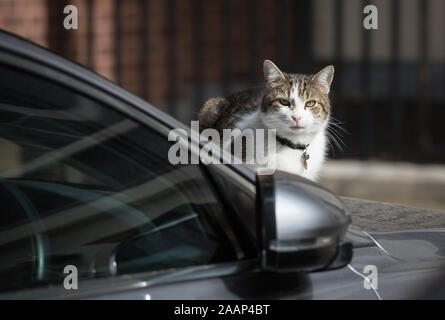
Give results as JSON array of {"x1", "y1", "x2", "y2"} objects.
[
  {"x1": 329, "y1": 123, "x2": 349, "y2": 136},
  {"x1": 327, "y1": 127, "x2": 346, "y2": 146},
  {"x1": 326, "y1": 123, "x2": 344, "y2": 137},
  {"x1": 325, "y1": 130, "x2": 344, "y2": 153},
  {"x1": 327, "y1": 126, "x2": 344, "y2": 138},
  {"x1": 329, "y1": 116, "x2": 346, "y2": 124},
  {"x1": 327, "y1": 135, "x2": 343, "y2": 153},
  {"x1": 328, "y1": 119, "x2": 349, "y2": 135}
]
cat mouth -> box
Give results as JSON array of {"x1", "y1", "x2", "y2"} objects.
[{"x1": 290, "y1": 126, "x2": 305, "y2": 130}]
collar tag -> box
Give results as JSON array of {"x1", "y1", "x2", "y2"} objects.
[
  {"x1": 276, "y1": 135, "x2": 310, "y2": 170},
  {"x1": 302, "y1": 149, "x2": 310, "y2": 170}
]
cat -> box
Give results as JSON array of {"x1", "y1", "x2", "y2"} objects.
[{"x1": 197, "y1": 59, "x2": 335, "y2": 181}]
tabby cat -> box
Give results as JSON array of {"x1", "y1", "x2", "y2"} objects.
[{"x1": 197, "y1": 60, "x2": 335, "y2": 181}]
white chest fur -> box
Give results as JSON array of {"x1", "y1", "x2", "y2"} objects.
[
  {"x1": 231, "y1": 110, "x2": 327, "y2": 181},
  {"x1": 273, "y1": 132, "x2": 326, "y2": 180}
]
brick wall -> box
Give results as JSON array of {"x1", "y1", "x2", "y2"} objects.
[
  {"x1": 0, "y1": 0, "x2": 48, "y2": 47},
  {"x1": 0, "y1": 0, "x2": 293, "y2": 116}
]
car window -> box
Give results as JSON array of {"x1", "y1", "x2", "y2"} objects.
[{"x1": 0, "y1": 64, "x2": 242, "y2": 293}]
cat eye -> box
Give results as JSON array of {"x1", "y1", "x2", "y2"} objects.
[
  {"x1": 278, "y1": 99, "x2": 290, "y2": 106},
  {"x1": 305, "y1": 100, "x2": 316, "y2": 107}
]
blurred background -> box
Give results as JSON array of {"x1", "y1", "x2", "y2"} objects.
[{"x1": 0, "y1": 0, "x2": 444, "y2": 211}]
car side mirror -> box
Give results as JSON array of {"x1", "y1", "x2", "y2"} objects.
[{"x1": 256, "y1": 172, "x2": 352, "y2": 272}]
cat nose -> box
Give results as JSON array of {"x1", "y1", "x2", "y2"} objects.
[{"x1": 292, "y1": 116, "x2": 301, "y2": 124}]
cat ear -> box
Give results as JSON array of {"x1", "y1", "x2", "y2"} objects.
[
  {"x1": 311, "y1": 65, "x2": 334, "y2": 94},
  {"x1": 263, "y1": 60, "x2": 285, "y2": 84}
]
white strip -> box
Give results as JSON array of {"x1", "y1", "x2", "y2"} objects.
[{"x1": 362, "y1": 231, "x2": 392, "y2": 256}]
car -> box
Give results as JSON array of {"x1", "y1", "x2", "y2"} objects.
[{"x1": 0, "y1": 30, "x2": 444, "y2": 300}]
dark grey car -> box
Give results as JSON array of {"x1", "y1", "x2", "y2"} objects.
[{"x1": 0, "y1": 30, "x2": 445, "y2": 300}]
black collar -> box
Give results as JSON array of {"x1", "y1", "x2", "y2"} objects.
[{"x1": 276, "y1": 135, "x2": 308, "y2": 150}]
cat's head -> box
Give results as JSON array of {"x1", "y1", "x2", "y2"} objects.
[{"x1": 260, "y1": 59, "x2": 334, "y2": 139}]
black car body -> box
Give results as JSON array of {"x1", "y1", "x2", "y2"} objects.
[{"x1": 0, "y1": 30, "x2": 444, "y2": 300}]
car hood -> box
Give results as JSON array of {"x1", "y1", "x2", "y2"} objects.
[
  {"x1": 301, "y1": 197, "x2": 445, "y2": 299},
  {"x1": 343, "y1": 196, "x2": 445, "y2": 261}
]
